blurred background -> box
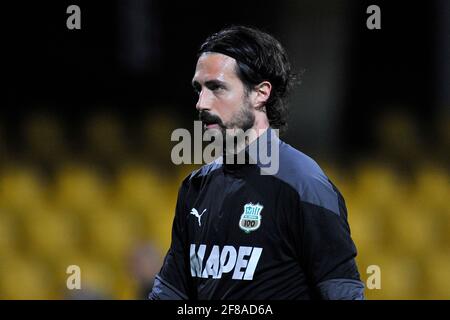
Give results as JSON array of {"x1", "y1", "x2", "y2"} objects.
[{"x1": 1, "y1": 0, "x2": 449, "y2": 299}]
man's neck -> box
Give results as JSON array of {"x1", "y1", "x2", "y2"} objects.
[
  {"x1": 223, "y1": 127, "x2": 270, "y2": 158},
  {"x1": 241, "y1": 112, "x2": 270, "y2": 152}
]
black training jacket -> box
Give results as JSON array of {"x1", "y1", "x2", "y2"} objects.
[{"x1": 150, "y1": 129, "x2": 364, "y2": 300}]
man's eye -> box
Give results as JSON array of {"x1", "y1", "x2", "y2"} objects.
[{"x1": 210, "y1": 85, "x2": 223, "y2": 92}]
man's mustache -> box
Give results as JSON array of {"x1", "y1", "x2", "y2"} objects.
[{"x1": 199, "y1": 111, "x2": 224, "y2": 127}]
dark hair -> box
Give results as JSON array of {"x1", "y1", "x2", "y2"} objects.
[{"x1": 198, "y1": 25, "x2": 296, "y2": 133}]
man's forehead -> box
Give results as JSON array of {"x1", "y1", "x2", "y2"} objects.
[{"x1": 193, "y1": 52, "x2": 238, "y2": 82}]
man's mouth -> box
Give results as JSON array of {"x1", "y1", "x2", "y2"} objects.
[
  {"x1": 204, "y1": 123, "x2": 220, "y2": 129},
  {"x1": 199, "y1": 111, "x2": 223, "y2": 130}
]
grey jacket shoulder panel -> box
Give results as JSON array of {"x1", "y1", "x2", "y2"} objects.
[{"x1": 273, "y1": 140, "x2": 340, "y2": 216}]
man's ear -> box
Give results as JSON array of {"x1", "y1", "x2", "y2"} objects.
[{"x1": 253, "y1": 81, "x2": 272, "y2": 110}]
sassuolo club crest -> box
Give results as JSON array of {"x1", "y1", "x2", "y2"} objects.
[{"x1": 239, "y1": 203, "x2": 263, "y2": 233}]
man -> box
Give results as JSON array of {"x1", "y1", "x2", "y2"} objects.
[{"x1": 150, "y1": 26, "x2": 364, "y2": 300}]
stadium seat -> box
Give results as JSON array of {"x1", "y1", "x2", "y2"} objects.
[
  {"x1": 21, "y1": 206, "x2": 81, "y2": 263},
  {"x1": 0, "y1": 211, "x2": 19, "y2": 256},
  {"x1": 62, "y1": 253, "x2": 115, "y2": 299},
  {"x1": 423, "y1": 252, "x2": 450, "y2": 299},
  {"x1": 54, "y1": 163, "x2": 109, "y2": 214},
  {"x1": 83, "y1": 207, "x2": 138, "y2": 265},
  {"x1": 363, "y1": 254, "x2": 422, "y2": 300},
  {"x1": 385, "y1": 202, "x2": 440, "y2": 256},
  {"x1": 114, "y1": 165, "x2": 174, "y2": 234},
  {"x1": 0, "y1": 255, "x2": 55, "y2": 299},
  {"x1": 0, "y1": 166, "x2": 47, "y2": 214},
  {"x1": 353, "y1": 161, "x2": 406, "y2": 212},
  {"x1": 413, "y1": 164, "x2": 449, "y2": 213}
]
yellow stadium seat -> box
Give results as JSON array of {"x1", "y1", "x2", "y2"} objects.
[
  {"x1": 83, "y1": 207, "x2": 138, "y2": 264},
  {"x1": 0, "y1": 211, "x2": 19, "y2": 256},
  {"x1": 353, "y1": 161, "x2": 407, "y2": 212},
  {"x1": 59, "y1": 253, "x2": 115, "y2": 299},
  {"x1": 149, "y1": 215, "x2": 174, "y2": 253},
  {"x1": 54, "y1": 163, "x2": 109, "y2": 214},
  {"x1": 385, "y1": 202, "x2": 440, "y2": 256},
  {"x1": 114, "y1": 164, "x2": 173, "y2": 225},
  {"x1": 0, "y1": 255, "x2": 55, "y2": 299},
  {"x1": 0, "y1": 166, "x2": 47, "y2": 214},
  {"x1": 413, "y1": 164, "x2": 449, "y2": 213},
  {"x1": 22, "y1": 206, "x2": 81, "y2": 262},
  {"x1": 362, "y1": 254, "x2": 423, "y2": 300},
  {"x1": 112, "y1": 269, "x2": 139, "y2": 300},
  {"x1": 423, "y1": 252, "x2": 450, "y2": 299}
]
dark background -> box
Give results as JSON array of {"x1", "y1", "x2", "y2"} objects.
[{"x1": 4, "y1": 0, "x2": 448, "y2": 160}]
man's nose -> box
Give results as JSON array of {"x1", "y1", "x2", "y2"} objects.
[{"x1": 195, "y1": 90, "x2": 210, "y2": 112}]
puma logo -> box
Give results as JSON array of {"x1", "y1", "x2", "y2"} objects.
[{"x1": 190, "y1": 208, "x2": 207, "y2": 227}]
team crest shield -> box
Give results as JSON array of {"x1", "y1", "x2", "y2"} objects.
[{"x1": 239, "y1": 203, "x2": 263, "y2": 233}]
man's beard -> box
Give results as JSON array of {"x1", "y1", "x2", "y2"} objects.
[
  {"x1": 222, "y1": 99, "x2": 255, "y2": 133},
  {"x1": 199, "y1": 98, "x2": 256, "y2": 157}
]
